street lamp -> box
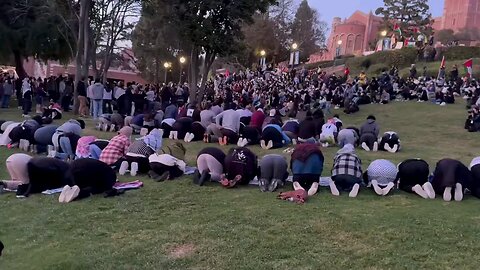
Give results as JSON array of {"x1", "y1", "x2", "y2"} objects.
[
  {"x1": 163, "y1": 62, "x2": 171, "y2": 83},
  {"x1": 381, "y1": 30, "x2": 388, "y2": 37},
  {"x1": 292, "y1": 43, "x2": 298, "y2": 50},
  {"x1": 260, "y1": 50, "x2": 266, "y2": 57},
  {"x1": 179, "y1": 57, "x2": 186, "y2": 83}
]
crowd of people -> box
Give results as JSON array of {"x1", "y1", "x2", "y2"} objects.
[{"x1": 1, "y1": 64, "x2": 480, "y2": 204}]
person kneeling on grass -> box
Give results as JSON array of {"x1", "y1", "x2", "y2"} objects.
[
  {"x1": 193, "y1": 147, "x2": 226, "y2": 186},
  {"x1": 319, "y1": 120, "x2": 338, "y2": 147},
  {"x1": 220, "y1": 147, "x2": 258, "y2": 188},
  {"x1": 205, "y1": 103, "x2": 241, "y2": 146},
  {"x1": 330, "y1": 144, "x2": 363, "y2": 198},
  {"x1": 290, "y1": 143, "x2": 324, "y2": 196},
  {"x1": 378, "y1": 131, "x2": 401, "y2": 153},
  {"x1": 58, "y1": 158, "x2": 120, "y2": 203},
  {"x1": 337, "y1": 127, "x2": 359, "y2": 148},
  {"x1": 297, "y1": 111, "x2": 317, "y2": 144},
  {"x1": 148, "y1": 142, "x2": 187, "y2": 181},
  {"x1": 99, "y1": 127, "x2": 132, "y2": 169},
  {"x1": 8, "y1": 116, "x2": 43, "y2": 151},
  {"x1": 0, "y1": 154, "x2": 71, "y2": 198},
  {"x1": 259, "y1": 124, "x2": 291, "y2": 150},
  {"x1": 364, "y1": 159, "x2": 397, "y2": 196},
  {"x1": 359, "y1": 115, "x2": 380, "y2": 152},
  {"x1": 431, "y1": 159, "x2": 472, "y2": 202},
  {"x1": 469, "y1": 157, "x2": 480, "y2": 199},
  {"x1": 119, "y1": 129, "x2": 163, "y2": 176},
  {"x1": 396, "y1": 159, "x2": 435, "y2": 199},
  {"x1": 258, "y1": 154, "x2": 288, "y2": 192}
]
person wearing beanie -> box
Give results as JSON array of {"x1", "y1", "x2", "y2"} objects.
[
  {"x1": 330, "y1": 144, "x2": 363, "y2": 198},
  {"x1": 99, "y1": 126, "x2": 132, "y2": 168},
  {"x1": 359, "y1": 115, "x2": 380, "y2": 152}
]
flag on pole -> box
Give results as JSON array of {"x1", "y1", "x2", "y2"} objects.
[
  {"x1": 440, "y1": 56, "x2": 446, "y2": 69},
  {"x1": 393, "y1": 23, "x2": 402, "y2": 36},
  {"x1": 464, "y1": 59, "x2": 473, "y2": 78}
]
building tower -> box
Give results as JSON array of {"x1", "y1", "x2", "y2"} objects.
[{"x1": 442, "y1": 0, "x2": 480, "y2": 31}]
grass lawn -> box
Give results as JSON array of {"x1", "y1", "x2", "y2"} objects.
[{"x1": 1, "y1": 101, "x2": 480, "y2": 269}]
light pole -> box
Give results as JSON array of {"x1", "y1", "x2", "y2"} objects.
[
  {"x1": 260, "y1": 50, "x2": 266, "y2": 70},
  {"x1": 163, "y1": 62, "x2": 171, "y2": 83},
  {"x1": 290, "y1": 43, "x2": 299, "y2": 68},
  {"x1": 179, "y1": 56, "x2": 186, "y2": 83},
  {"x1": 334, "y1": 40, "x2": 343, "y2": 67}
]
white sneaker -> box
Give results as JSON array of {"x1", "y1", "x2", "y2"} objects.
[
  {"x1": 308, "y1": 182, "x2": 319, "y2": 196},
  {"x1": 371, "y1": 180, "x2": 383, "y2": 196},
  {"x1": 292, "y1": 139, "x2": 297, "y2": 145},
  {"x1": 329, "y1": 179, "x2": 340, "y2": 196},
  {"x1": 119, "y1": 161, "x2": 129, "y2": 175},
  {"x1": 440, "y1": 102, "x2": 446, "y2": 106},
  {"x1": 349, "y1": 183, "x2": 360, "y2": 198},
  {"x1": 443, "y1": 187, "x2": 452, "y2": 202},
  {"x1": 189, "y1": 133, "x2": 195, "y2": 142},
  {"x1": 266, "y1": 140, "x2": 273, "y2": 149},
  {"x1": 23, "y1": 140, "x2": 30, "y2": 152},
  {"x1": 384, "y1": 144, "x2": 394, "y2": 153},
  {"x1": 412, "y1": 184, "x2": 428, "y2": 199},
  {"x1": 185, "y1": 133, "x2": 192, "y2": 143},
  {"x1": 64, "y1": 185, "x2": 80, "y2": 203},
  {"x1": 361, "y1": 142, "x2": 370, "y2": 151},
  {"x1": 237, "y1": 138, "x2": 244, "y2": 147},
  {"x1": 102, "y1": 123, "x2": 109, "y2": 132},
  {"x1": 382, "y1": 182, "x2": 395, "y2": 195},
  {"x1": 422, "y1": 182, "x2": 435, "y2": 199},
  {"x1": 130, "y1": 162, "x2": 138, "y2": 176},
  {"x1": 373, "y1": 142, "x2": 378, "y2": 152},
  {"x1": 260, "y1": 140, "x2": 267, "y2": 149},
  {"x1": 454, "y1": 183, "x2": 463, "y2": 202},
  {"x1": 110, "y1": 124, "x2": 116, "y2": 132},
  {"x1": 242, "y1": 138, "x2": 248, "y2": 147},
  {"x1": 169, "y1": 132, "x2": 174, "y2": 140},
  {"x1": 59, "y1": 185, "x2": 71, "y2": 203},
  {"x1": 293, "y1": 181, "x2": 303, "y2": 191},
  {"x1": 173, "y1": 131, "x2": 178, "y2": 140}
]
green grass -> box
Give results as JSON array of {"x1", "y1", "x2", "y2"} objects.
[{"x1": 1, "y1": 101, "x2": 480, "y2": 269}]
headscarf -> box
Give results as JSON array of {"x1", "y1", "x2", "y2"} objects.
[
  {"x1": 76, "y1": 136, "x2": 97, "y2": 158},
  {"x1": 142, "y1": 128, "x2": 163, "y2": 151}
]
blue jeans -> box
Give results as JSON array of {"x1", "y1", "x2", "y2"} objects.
[
  {"x1": 89, "y1": 144, "x2": 102, "y2": 160},
  {"x1": 1, "y1": 95, "x2": 11, "y2": 108},
  {"x1": 92, "y1": 99, "x2": 103, "y2": 119},
  {"x1": 58, "y1": 136, "x2": 74, "y2": 160}
]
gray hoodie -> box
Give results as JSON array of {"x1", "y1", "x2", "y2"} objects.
[
  {"x1": 360, "y1": 119, "x2": 379, "y2": 137},
  {"x1": 215, "y1": 109, "x2": 241, "y2": 133},
  {"x1": 91, "y1": 82, "x2": 105, "y2": 100},
  {"x1": 56, "y1": 119, "x2": 82, "y2": 136}
]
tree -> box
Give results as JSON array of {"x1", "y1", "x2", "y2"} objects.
[
  {"x1": 435, "y1": 29, "x2": 455, "y2": 44},
  {"x1": 290, "y1": 0, "x2": 327, "y2": 61},
  {"x1": 171, "y1": 0, "x2": 277, "y2": 101},
  {"x1": 0, "y1": 0, "x2": 75, "y2": 79},
  {"x1": 375, "y1": 0, "x2": 433, "y2": 38},
  {"x1": 269, "y1": 0, "x2": 294, "y2": 63}
]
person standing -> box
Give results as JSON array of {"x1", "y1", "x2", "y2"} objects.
[
  {"x1": 21, "y1": 78, "x2": 32, "y2": 116},
  {"x1": 77, "y1": 77, "x2": 88, "y2": 117},
  {"x1": 91, "y1": 78, "x2": 104, "y2": 119},
  {"x1": 2, "y1": 78, "x2": 13, "y2": 108}
]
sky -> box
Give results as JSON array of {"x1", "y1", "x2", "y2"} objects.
[{"x1": 307, "y1": 0, "x2": 444, "y2": 30}]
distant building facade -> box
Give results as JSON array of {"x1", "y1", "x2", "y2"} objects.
[{"x1": 312, "y1": 0, "x2": 480, "y2": 62}]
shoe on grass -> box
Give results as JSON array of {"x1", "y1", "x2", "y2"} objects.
[
  {"x1": 64, "y1": 185, "x2": 80, "y2": 203},
  {"x1": 198, "y1": 171, "x2": 211, "y2": 186}
]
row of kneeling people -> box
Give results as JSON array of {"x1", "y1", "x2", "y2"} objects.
[{"x1": 2, "y1": 143, "x2": 480, "y2": 203}]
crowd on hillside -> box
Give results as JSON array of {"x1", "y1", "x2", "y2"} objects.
[{"x1": 1, "y1": 64, "x2": 480, "y2": 204}]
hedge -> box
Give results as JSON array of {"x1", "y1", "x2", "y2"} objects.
[
  {"x1": 436, "y1": 46, "x2": 480, "y2": 61},
  {"x1": 346, "y1": 47, "x2": 418, "y2": 70}
]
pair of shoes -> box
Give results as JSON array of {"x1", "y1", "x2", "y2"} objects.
[
  {"x1": 193, "y1": 170, "x2": 211, "y2": 185},
  {"x1": 268, "y1": 179, "x2": 283, "y2": 192},
  {"x1": 203, "y1": 134, "x2": 211, "y2": 143},
  {"x1": 169, "y1": 131, "x2": 178, "y2": 140},
  {"x1": 260, "y1": 140, "x2": 273, "y2": 149},
  {"x1": 259, "y1": 178, "x2": 269, "y2": 192},
  {"x1": 361, "y1": 142, "x2": 370, "y2": 152},
  {"x1": 19, "y1": 139, "x2": 30, "y2": 152},
  {"x1": 219, "y1": 136, "x2": 228, "y2": 146},
  {"x1": 184, "y1": 132, "x2": 195, "y2": 143},
  {"x1": 237, "y1": 138, "x2": 248, "y2": 147},
  {"x1": 110, "y1": 124, "x2": 116, "y2": 132},
  {"x1": 119, "y1": 161, "x2": 129, "y2": 176},
  {"x1": 153, "y1": 171, "x2": 170, "y2": 182},
  {"x1": 16, "y1": 184, "x2": 31, "y2": 198},
  {"x1": 58, "y1": 185, "x2": 80, "y2": 203},
  {"x1": 372, "y1": 180, "x2": 395, "y2": 196}
]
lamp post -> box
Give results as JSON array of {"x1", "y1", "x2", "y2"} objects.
[
  {"x1": 380, "y1": 30, "x2": 388, "y2": 50},
  {"x1": 259, "y1": 50, "x2": 266, "y2": 70},
  {"x1": 163, "y1": 62, "x2": 171, "y2": 83},
  {"x1": 179, "y1": 56, "x2": 186, "y2": 83},
  {"x1": 334, "y1": 40, "x2": 343, "y2": 67},
  {"x1": 290, "y1": 43, "x2": 299, "y2": 68}
]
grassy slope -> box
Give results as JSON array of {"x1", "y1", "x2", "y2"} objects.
[{"x1": 1, "y1": 101, "x2": 480, "y2": 269}]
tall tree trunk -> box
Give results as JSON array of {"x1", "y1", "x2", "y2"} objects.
[
  {"x1": 13, "y1": 50, "x2": 27, "y2": 80},
  {"x1": 155, "y1": 57, "x2": 159, "y2": 84},
  {"x1": 197, "y1": 51, "x2": 215, "y2": 102},
  {"x1": 73, "y1": 0, "x2": 89, "y2": 115},
  {"x1": 189, "y1": 46, "x2": 199, "y2": 102}
]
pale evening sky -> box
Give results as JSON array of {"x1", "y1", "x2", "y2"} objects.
[{"x1": 306, "y1": 0, "x2": 444, "y2": 30}]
